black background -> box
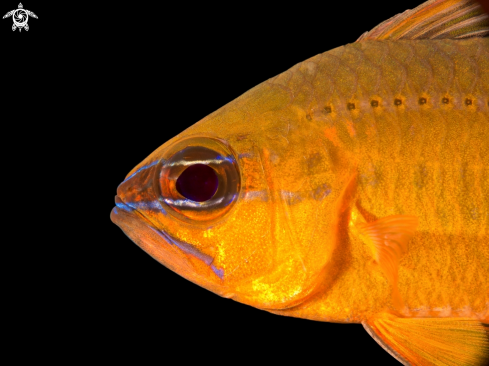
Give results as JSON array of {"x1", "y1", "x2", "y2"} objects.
[{"x1": 4, "y1": 0, "x2": 484, "y2": 364}]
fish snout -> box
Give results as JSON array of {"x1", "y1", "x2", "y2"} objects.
[
  {"x1": 110, "y1": 194, "x2": 138, "y2": 232},
  {"x1": 113, "y1": 195, "x2": 134, "y2": 214},
  {"x1": 115, "y1": 161, "x2": 161, "y2": 213}
]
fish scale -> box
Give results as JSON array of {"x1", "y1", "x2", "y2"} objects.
[
  {"x1": 267, "y1": 38, "x2": 489, "y2": 320},
  {"x1": 112, "y1": 1, "x2": 489, "y2": 363}
]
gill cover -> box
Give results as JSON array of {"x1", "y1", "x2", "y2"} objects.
[{"x1": 112, "y1": 81, "x2": 356, "y2": 310}]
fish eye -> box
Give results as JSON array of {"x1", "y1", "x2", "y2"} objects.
[
  {"x1": 176, "y1": 164, "x2": 219, "y2": 202},
  {"x1": 157, "y1": 136, "x2": 240, "y2": 223}
]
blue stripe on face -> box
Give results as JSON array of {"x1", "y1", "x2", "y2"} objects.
[
  {"x1": 129, "y1": 200, "x2": 167, "y2": 215},
  {"x1": 117, "y1": 159, "x2": 169, "y2": 216},
  {"x1": 211, "y1": 265, "x2": 224, "y2": 279},
  {"x1": 116, "y1": 201, "x2": 134, "y2": 212},
  {"x1": 158, "y1": 229, "x2": 225, "y2": 280},
  {"x1": 122, "y1": 160, "x2": 160, "y2": 183},
  {"x1": 159, "y1": 229, "x2": 213, "y2": 265},
  {"x1": 116, "y1": 198, "x2": 167, "y2": 217},
  {"x1": 238, "y1": 153, "x2": 253, "y2": 159}
]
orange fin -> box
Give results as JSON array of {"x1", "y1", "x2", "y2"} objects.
[
  {"x1": 363, "y1": 313, "x2": 489, "y2": 366},
  {"x1": 357, "y1": 215, "x2": 418, "y2": 308},
  {"x1": 356, "y1": 0, "x2": 489, "y2": 41}
]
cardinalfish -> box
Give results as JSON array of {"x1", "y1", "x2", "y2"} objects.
[{"x1": 111, "y1": 0, "x2": 489, "y2": 364}]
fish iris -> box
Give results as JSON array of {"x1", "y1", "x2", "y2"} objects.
[{"x1": 176, "y1": 164, "x2": 218, "y2": 202}]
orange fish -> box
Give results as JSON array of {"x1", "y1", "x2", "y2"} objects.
[{"x1": 111, "y1": 0, "x2": 489, "y2": 364}]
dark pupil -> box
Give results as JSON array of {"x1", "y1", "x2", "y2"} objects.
[{"x1": 176, "y1": 164, "x2": 218, "y2": 202}]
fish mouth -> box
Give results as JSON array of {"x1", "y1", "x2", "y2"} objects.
[{"x1": 110, "y1": 196, "x2": 231, "y2": 298}]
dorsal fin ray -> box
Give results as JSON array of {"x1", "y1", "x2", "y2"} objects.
[{"x1": 357, "y1": 0, "x2": 489, "y2": 41}]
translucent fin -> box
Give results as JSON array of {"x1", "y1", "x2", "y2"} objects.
[
  {"x1": 357, "y1": 0, "x2": 489, "y2": 41},
  {"x1": 356, "y1": 215, "x2": 418, "y2": 308},
  {"x1": 363, "y1": 313, "x2": 489, "y2": 366}
]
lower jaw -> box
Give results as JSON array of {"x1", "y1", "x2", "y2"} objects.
[{"x1": 111, "y1": 205, "x2": 231, "y2": 298}]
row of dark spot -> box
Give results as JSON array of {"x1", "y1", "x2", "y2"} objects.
[{"x1": 323, "y1": 98, "x2": 487, "y2": 113}]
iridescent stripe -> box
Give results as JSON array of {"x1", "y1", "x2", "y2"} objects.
[{"x1": 123, "y1": 160, "x2": 160, "y2": 183}]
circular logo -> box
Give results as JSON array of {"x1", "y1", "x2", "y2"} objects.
[{"x1": 13, "y1": 9, "x2": 27, "y2": 27}]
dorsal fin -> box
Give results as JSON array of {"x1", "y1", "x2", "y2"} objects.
[{"x1": 357, "y1": 0, "x2": 489, "y2": 41}]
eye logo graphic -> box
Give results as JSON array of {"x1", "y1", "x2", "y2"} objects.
[{"x1": 3, "y1": 3, "x2": 37, "y2": 32}]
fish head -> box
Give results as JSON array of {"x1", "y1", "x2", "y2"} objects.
[{"x1": 111, "y1": 82, "x2": 355, "y2": 310}]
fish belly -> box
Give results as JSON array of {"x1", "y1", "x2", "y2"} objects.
[{"x1": 270, "y1": 38, "x2": 489, "y2": 322}]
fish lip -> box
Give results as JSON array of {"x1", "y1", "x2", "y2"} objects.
[
  {"x1": 111, "y1": 195, "x2": 165, "y2": 245},
  {"x1": 111, "y1": 195, "x2": 230, "y2": 296},
  {"x1": 111, "y1": 200, "x2": 213, "y2": 267},
  {"x1": 113, "y1": 195, "x2": 135, "y2": 214}
]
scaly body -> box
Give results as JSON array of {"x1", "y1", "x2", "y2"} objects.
[
  {"x1": 265, "y1": 38, "x2": 489, "y2": 323},
  {"x1": 112, "y1": 1, "x2": 489, "y2": 364}
]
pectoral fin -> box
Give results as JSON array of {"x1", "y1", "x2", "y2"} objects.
[
  {"x1": 363, "y1": 313, "x2": 489, "y2": 366},
  {"x1": 356, "y1": 215, "x2": 418, "y2": 308}
]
